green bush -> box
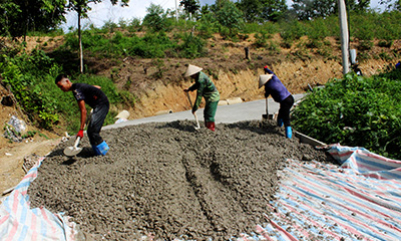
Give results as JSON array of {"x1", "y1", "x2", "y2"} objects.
[
  {"x1": 350, "y1": 11, "x2": 401, "y2": 41},
  {"x1": 292, "y1": 72, "x2": 401, "y2": 159},
  {"x1": 0, "y1": 49, "x2": 61, "y2": 129},
  {"x1": 253, "y1": 31, "x2": 270, "y2": 48},
  {"x1": 378, "y1": 40, "x2": 393, "y2": 48},
  {"x1": 176, "y1": 33, "x2": 206, "y2": 59},
  {"x1": 242, "y1": 22, "x2": 279, "y2": 35},
  {"x1": 279, "y1": 20, "x2": 306, "y2": 42},
  {"x1": 358, "y1": 40, "x2": 373, "y2": 51},
  {"x1": 305, "y1": 18, "x2": 329, "y2": 40}
]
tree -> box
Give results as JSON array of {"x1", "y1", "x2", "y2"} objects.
[
  {"x1": 180, "y1": 0, "x2": 200, "y2": 15},
  {"x1": 142, "y1": 4, "x2": 168, "y2": 32},
  {"x1": 200, "y1": 4, "x2": 210, "y2": 15},
  {"x1": 292, "y1": 0, "x2": 371, "y2": 20},
  {"x1": 0, "y1": 0, "x2": 66, "y2": 40},
  {"x1": 238, "y1": 0, "x2": 287, "y2": 22},
  {"x1": 348, "y1": 0, "x2": 371, "y2": 12},
  {"x1": 213, "y1": 0, "x2": 243, "y2": 35},
  {"x1": 260, "y1": 0, "x2": 287, "y2": 22},
  {"x1": 64, "y1": 0, "x2": 129, "y2": 73},
  {"x1": 379, "y1": 0, "x2": 401, "y2": 11},
  {"x1": 292, "y1": 0, "x2": 337, "y2": 20}
]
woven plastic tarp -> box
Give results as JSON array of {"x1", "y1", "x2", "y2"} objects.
[
  {"x1": 2, "y1": 145, "x2": 401, "y2": 240},
  {"x1": 238, "y1": 144, "x2": 401, "y2": 241},
  {"x1": 0, "y1": 157, "x2": 78, "y2": 241}
]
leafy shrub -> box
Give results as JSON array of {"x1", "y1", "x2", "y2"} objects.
[
  {"x1": 0, "y1": 50, "x2": 61, "y2": 129},
  {"x1": 378, "y1": 40, "x2": 393, "y2": 48},
  {"x1": 242, "y1": 22, "x2": 279, "y2": 35},
  {"x1": 305, "y1": 39, "x2": 323, "y2": 49},
  {"x1": 292, "y1": 72, "x2": 401, "y2": 159},
  {"x1": 267, "y1": 40, "x2": 280, "y2": 55},
  {"x1": 305, "y1": 18, "x2": 329, "y2": 40},
  {"x1": 128, "y1": 18, "x2": 142, "y2": 32},
  {"x1": 176, "y1": 33, "x2": 206, "y2": 59},
  {"x1": 279, "y1": 20, "x2": 306, "y2": 42},
  {"x1": 358, "y1": 40, "x2": 373, "y2": 51},
  {"x1": 197, "y1": 15, "x2": 218, "y2": 39},
  {"x1": 253, "y1": 31, "x2": 270, "y2": 48}
]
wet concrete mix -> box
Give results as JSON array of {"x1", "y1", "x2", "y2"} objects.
[{"x1": 28, "y1": 120, "x2": 335, "y2": 240}]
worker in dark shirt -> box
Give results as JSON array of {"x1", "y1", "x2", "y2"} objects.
[
  {"x1": 55, "y1": 74, "x2": 110, "y2": 155},
  {"x1": 259, "y1": 66, "x2": 294, "y2": 139}
]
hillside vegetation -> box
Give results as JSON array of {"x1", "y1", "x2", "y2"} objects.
[{"x1": 1, "y1": 10, "x2": 401, "y2": 158}]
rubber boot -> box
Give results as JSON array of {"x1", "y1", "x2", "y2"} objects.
[
  {"x1": 277, "y1": 118, "x2": 284, "y2": 127},
  {"x1": 206, "y1": 122, "x2": 215, "y2": 131},
  {"x1": 285, "y1": 126, "x2": 292, "y2": 139},
  {"x1": 94, "y1": 141, "x2": 109, "y2": 156},
  {"x1": 92, "y1": 145, "x2": 101, "y2": 155},
  {"x1": 210, "y1": 122, "x2": 215, "y2": 131}
]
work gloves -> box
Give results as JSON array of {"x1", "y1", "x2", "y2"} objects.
[{"x1": 76, "y1": 129, "x2": 84, "y2": 138}]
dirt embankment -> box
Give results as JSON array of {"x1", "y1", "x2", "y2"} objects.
[
  {"x1": 28, "y1": 120, "x2": 333, "y2": 240},
  {"x1": 102, "y1": 34, "x2": 399, "y2": 119}
]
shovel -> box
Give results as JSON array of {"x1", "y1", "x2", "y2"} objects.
[
  {"x1": 186, "y1": 92, "x2": 200, "y2": 130},
  {"x1": 64, "y1": 136, "x2": 83, "y2": 157},
  {"x1": 63, "y1": 110, "x2": 92, "y2": 157},
  {"x1": 262, "y1": 97, "x2": 274, "y2": 120}
]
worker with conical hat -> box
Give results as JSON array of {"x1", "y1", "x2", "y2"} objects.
[
  {"x1": 259, "y1": 65, "x2": 294, "y2": 139},
  {"x1": 184, "y1": 64, "x2": 220, "y2": 131}
]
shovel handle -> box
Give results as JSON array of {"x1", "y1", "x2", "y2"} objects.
[
  {"x1": 266, "y1": 98, "x2": 269, "y2": 115},
  {"x1": 74, "y1": 137, "x2": 81, "y2": 149},
  {"x1": 186, "y1": 92, "x2": 193, "y2": 108},
  {"x1": 194, "y1": 113, "x2": 200, "y2": 129},
  {"x1": 186, "y1": 91, "x2": 201, "y2": 129}
]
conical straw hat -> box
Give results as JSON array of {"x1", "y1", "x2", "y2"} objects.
[
  {"x1": 115, "y1": 110, "x2": 130, "y2": 119},
  {"x1": 258, "y1": 74, "x2": 274, "y2": 88},
  {"x1": 185, "y1": 64, "x2": 203, "y2": 77}
]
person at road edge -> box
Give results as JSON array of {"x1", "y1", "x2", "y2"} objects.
[{"x1": 259, "y1": 65, "x2": 294, "y2": 138}]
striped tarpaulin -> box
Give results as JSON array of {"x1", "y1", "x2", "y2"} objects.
[
  {"x1": 238, "y1": 144, "x2": 401, "y2": 240},
  {"x1": 0, "y1": 157, "x2": 78, "y2": 241},
  {"x1": 2, "y1": 145, "x2": 401, "y2": 240}
]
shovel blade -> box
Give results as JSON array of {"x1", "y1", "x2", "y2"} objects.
[
  {"x1": 64, "y1": 146, "x2": 83, "y2": 157},
  {"x1": 262, "y1": 114, "x2": 274, "y2": 120}
]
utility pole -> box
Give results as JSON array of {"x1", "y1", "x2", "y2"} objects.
[
  {"x1": 175, "y1": 0, "x2": 179, "y2": 21},
  {"x1": 338, "y1": 0, "x2": 350, "y2": 75}
]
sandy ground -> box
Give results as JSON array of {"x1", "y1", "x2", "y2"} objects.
[
  {"x1": 0, "y1": 98, "x2": 61, "y2": 195},
  {"x1": 28, "y1": 120, "x2": 334, "y2": 240},
  {"x1": 0, "y1": 139, "x2": 60, "y2": 194}
]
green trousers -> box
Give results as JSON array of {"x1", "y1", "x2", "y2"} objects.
[{"x1": 204, "y1": 101, "x2": 219, "y2": 122}]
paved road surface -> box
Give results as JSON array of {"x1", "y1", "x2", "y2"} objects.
[{"x1": 104, "y1": 94, "x2": 305, "y2": 130}]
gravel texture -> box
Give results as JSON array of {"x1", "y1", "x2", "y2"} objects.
[{"x1": 28, "y1": 120, "x2": 333, "y2": 240}]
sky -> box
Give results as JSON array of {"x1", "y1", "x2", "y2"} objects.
[{"x1": 61, "y1": 0, "x2": 382, "y2": 31}]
